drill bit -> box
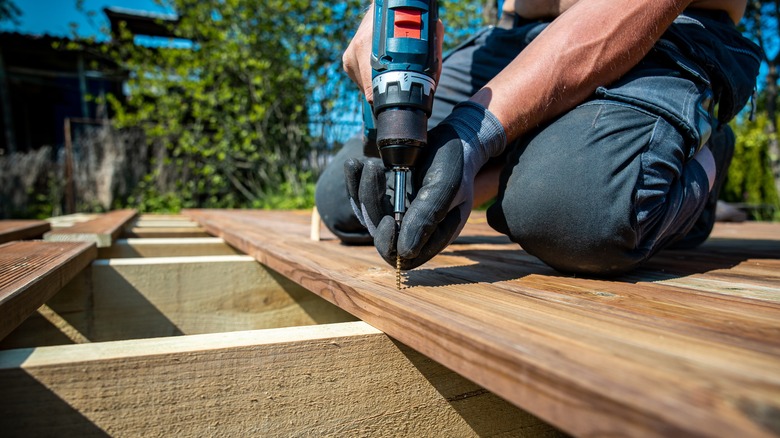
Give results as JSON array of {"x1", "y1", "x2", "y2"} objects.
[{"x1": 393, "y1": 168, "x2": 407, "y2": 290}]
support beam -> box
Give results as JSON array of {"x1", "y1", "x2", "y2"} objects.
[
  {"x1": 1, "y1": 255, "x2": 355, "y2": 348},
  {"x1": 123, "y1": 227, "x2": 210, "y2": 238},
  {"x1": 97, "y1": 237, "x2": 239, "y2": 258},
  {"x1": 132, "y1": 219, "x2": 200, "y2": 228},
  {"x1": 0, "y1": 322, "x2": 562, "y2": 436}
]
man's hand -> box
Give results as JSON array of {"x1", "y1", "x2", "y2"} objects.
[
  {"x1": 342, "y1": 4, "x2": 375, "y2": 102},
  {"x1": 345, "y1": 101, "x2": 507, "y2": 270},
  {"x1": 342, "y1": 2, "x2": 444, "y2": 104}
]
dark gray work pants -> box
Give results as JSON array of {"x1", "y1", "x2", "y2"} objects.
[{"x1": 315, "y1": 11, "x2": 758, "y2": 275}]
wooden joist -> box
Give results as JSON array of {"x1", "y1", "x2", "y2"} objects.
[
  {"x1": 1, "y1": 254, "x2": 356, "y2": 348},
  {"x1": 0, "y1": 220, "x2": 51, "y2": 244},
  {"x1": 44, "y1": 209, "x2": 137, "y2": 248},
  {"x1": 97, "y1": 237, "x2": 240, "y2": 258},
  {"x1": 125, "y1": 214, "x2": 211, "y2": 238},
  {"x1": 123, "y1": 227, "x2": 211, "y2": 238},
  {"x1": 185, "y1": 209, "x2": 780, "y2": 438},
  {"x1": 0, "y1": 241, "x2": 96, "y2": 340},
  {"x1": 0, "y1": 321, "x2": 562, "y2": 436}
]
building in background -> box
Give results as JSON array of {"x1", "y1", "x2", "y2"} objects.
[
  {"x1": 0, "y1": 7, "x2": 177, "y2": 156},
  {"x1": 0, "y1": 31, "x2": 122, "y2": 155}
]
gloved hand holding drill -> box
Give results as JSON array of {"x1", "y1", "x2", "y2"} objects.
[
  {"x1": 318, "y1": 0, "x2": 759, "y2": 277},
  {"x1": 346, "y1": 101, "x2": 506, "y2": 270}
]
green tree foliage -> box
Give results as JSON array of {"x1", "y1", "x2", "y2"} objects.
[
  {"x1": 725, "y1": 116, "x2": 780, "y2": 219},
  {"x1": 739, "y1": 1, "x2": 780, "y2": 213},
  {"x1": 105, "y1": 0, "x2": 365, "y2": 210},
  {"x1": 439, "y1": 0, "x2": 486, "y2": 50}
]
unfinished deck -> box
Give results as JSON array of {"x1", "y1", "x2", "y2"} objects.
[
  {"x1": 185, "y1": 209, "x2": 780, "y2": 438},
  {"x1": 2, "y1": 212, "x2": 553, "y2": 436}
]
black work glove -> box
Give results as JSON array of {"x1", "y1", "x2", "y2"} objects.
[{"x1": 345, "y1": 101, "x2": 507, "y2": 270}]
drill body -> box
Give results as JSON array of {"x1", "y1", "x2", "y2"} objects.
[{"x1": 367, "y1": 0, "x2": 439, "y2": 226}]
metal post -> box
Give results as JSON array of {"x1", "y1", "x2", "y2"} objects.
[
  {"x1": 0, "y1": 47, "x2": 16, "y2": 153},
  {"x1": 77, "y1": 53, "x2": 89, "y2": 119},
  {"x1": 64, "y1": 118, "x2": 75, "y2": 214}
]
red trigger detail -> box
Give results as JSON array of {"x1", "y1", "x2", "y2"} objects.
[{"x1": 394, "y1": 8, "x2": 422, "y2": 39}]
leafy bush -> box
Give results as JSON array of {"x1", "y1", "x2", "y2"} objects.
[
  {"x1": 102, "y1": 0, "x2": 365, "y2": 210},
  {"x1": 725, "y1": 115, "x2": 780, "y2": 220}
]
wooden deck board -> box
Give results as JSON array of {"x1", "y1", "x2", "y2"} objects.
[
  {"x1": 185, "y1": 209, "x2": 780, "y2": 438},
  {"x1": 0, "y1": 220, "x2": 51, "y2": 244},
  {"x1": 0, "y1": 241, "x2": 96, "y2": 340},
  {"x1": 44, "y1": 209, "x2": 137, "y2": 247}
]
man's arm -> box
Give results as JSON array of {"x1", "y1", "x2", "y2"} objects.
[
  {"x1": 473, "y1": 0, "x2": 717, "y2": 189},
  {"x1": 473, "y1": 0, "x2": 691, "y2": 141},
  {"x1": 511, "y1": 0, "x2": 579, "y2": 19}
]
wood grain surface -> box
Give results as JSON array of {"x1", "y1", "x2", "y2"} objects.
[
  {"x1": 0, "y1": 220, "x2": 51, "y2": 244},
  {"x1": 0, "y1": 241, "x2": 96, "y2": 340},
  {"x1": 0, "y1": 322, "x2": 563, "y2": 437},
  {"x1": 44, "y1": 209, "x2": 137, "y2": 247},
  {"x1": 185, "y1": 209, "x2": 780, "y2": 438}
]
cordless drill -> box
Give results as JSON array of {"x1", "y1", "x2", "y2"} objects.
[{"x1": 366, "y1": 0, "x2": 438, "y2": 278}]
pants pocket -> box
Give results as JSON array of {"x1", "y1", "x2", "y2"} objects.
[{"x1": 594, "y1": 51, "x2": 713, "y2": 161}]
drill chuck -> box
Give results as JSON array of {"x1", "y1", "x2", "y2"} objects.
[{"x1": 375, "y1": 108, "x2": 426, "y2": 169}]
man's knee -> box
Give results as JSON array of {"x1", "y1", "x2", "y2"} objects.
[
  {"x1": 489, "y1": 201, "x2": 644, "y2": 275},
  {"x1": 486, "y1": 105, "x2": 659, "y2": 275}
]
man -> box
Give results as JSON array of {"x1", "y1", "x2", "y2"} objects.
[{"x1": 315, "y1": 0, "x2": 761, "y2": 275}]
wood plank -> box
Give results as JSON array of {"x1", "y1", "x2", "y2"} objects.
[
  {"x1": 0, "y1": 241, "x2": 96, "y2": 340},
  {"x1": 133, "y1": 219, "x2": 201, "y2": 228},
  {"x1": 125, "y1": 212, "x2": 211, "y2": 238},
  {"x1": 0, "y1": 322, "x2": 563, "y2": 437},
  {"x1": 123, "y1": 226, "x2": 211, "y2": 238},
  {"x1": 709, "y1": 221, "x2": 780, "y2": 241},
  {"x1": 45, "y1": 213, "x2": 99, "y2": 229},
  {"x1": 137, "y1": 213, "x2": 195, "y2": 221},
  {"x1": 44, "y1": 210, "x2": 137, "y2": 248},
  {"x1": 0, "y1": 255, "x2": 356, "y2": 348},
  {"x1": 0, "y1": 220, "x2": 50, "y2": 244},
  {"x1": 185, "y1": 209, "x2": 780, "y2": 438},
  {"x1": 97, "y1": 237, "x2": 240, "y2": 258}
]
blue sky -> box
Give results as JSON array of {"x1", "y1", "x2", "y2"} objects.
[{"x1": 1, "y1": 0, "x2": 173, "y2": 38}]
